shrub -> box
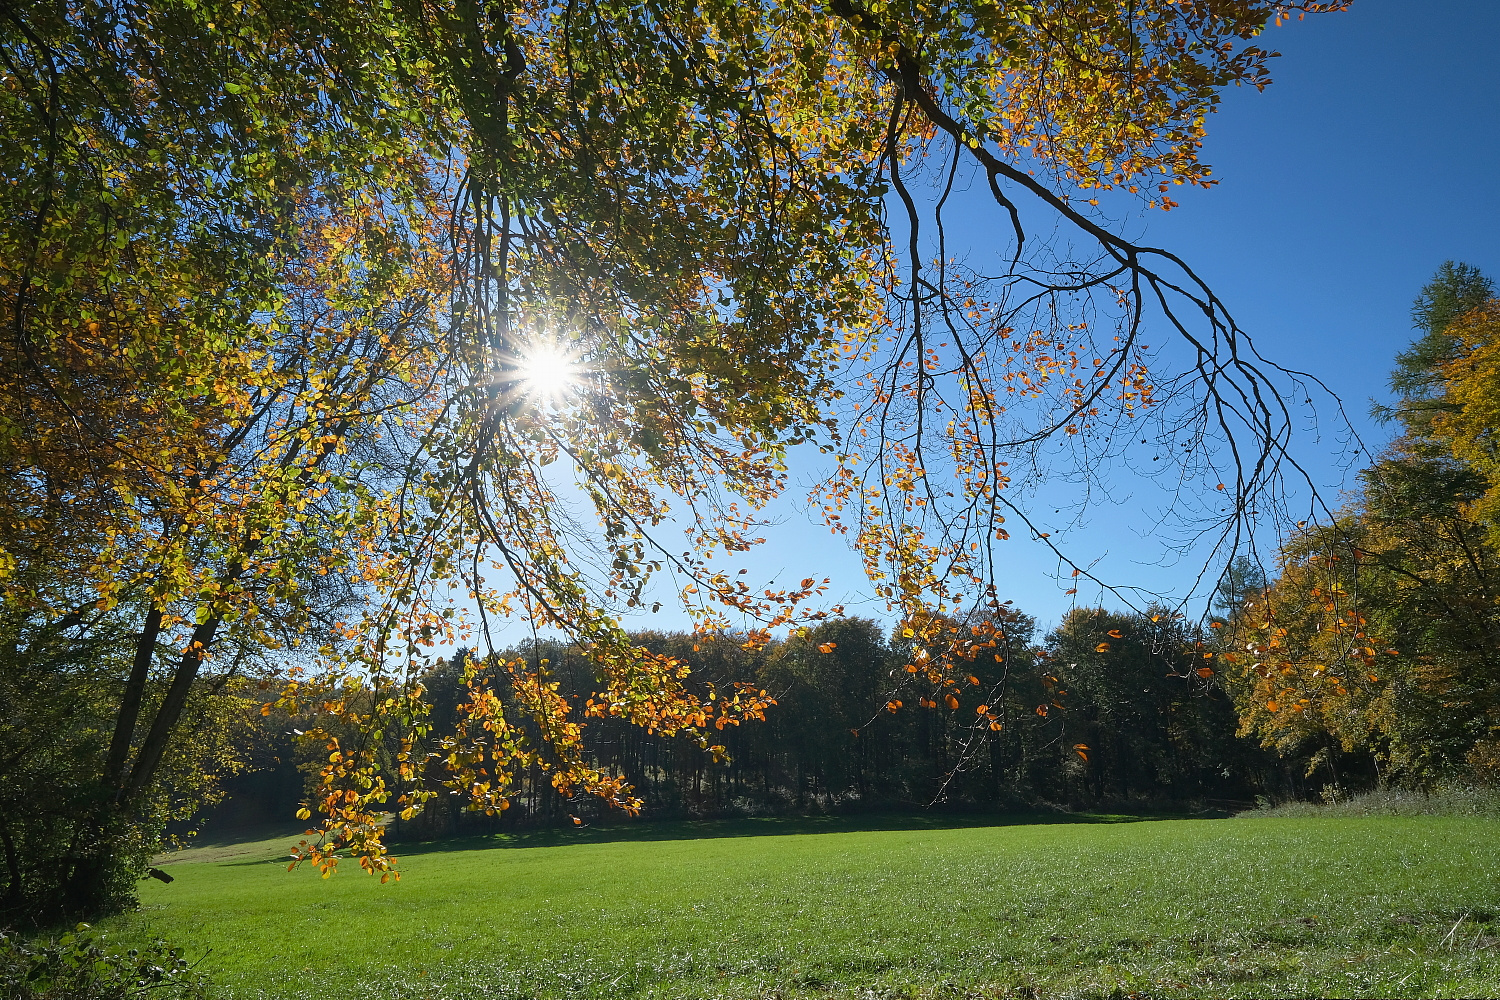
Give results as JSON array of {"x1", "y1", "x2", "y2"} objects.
[{"x1": 0, "y1": 924, "x2": 206, "y2": 1000}]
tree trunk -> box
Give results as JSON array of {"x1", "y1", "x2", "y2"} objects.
[
  {"x1": 121, "y1": 614, "x2": 223, "y2": 804},
  {"x1": 103, "y1": 606, "x2": 164, "y2": 790},
  {"x1": 1, "y1": 825, "x2": 21, "y2": 911}
]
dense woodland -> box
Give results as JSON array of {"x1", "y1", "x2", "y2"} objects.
[{"x1": 219, "y1": 610, "x2": 1318, "y2": 838}]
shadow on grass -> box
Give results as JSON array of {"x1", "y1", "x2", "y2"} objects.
[
  {"x1": 384, "y1": 806, "x2": 1231, "y2": 858},
  {"x1": 156, "y1": 822, "x2": 311, "y2": 865}
]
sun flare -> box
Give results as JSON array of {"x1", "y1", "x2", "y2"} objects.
[{"x1": 513, "y1": 342, "x2": 585, "y2": 402}]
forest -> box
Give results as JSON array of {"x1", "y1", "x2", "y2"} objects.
[
  {"x1": 8, "y1": 0, "x2": 1500, "y2": 993},
  {"x1": 223, "y1": 609, "x2": 1277, "y2": 836}
]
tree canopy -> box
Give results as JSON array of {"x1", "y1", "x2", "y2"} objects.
[{"x1": 1, "y1": 0, "x2": 1347, "y2": 916}]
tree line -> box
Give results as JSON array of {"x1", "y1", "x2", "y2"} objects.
[{"x1": 221, "y1": 608, "x2": 1304, "y2": 839}]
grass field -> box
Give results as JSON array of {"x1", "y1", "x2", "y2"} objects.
[{"x1": 98, "y1": 813, "x2": 1500, "y2": 999}]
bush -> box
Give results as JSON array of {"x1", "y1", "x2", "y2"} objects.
[{"x1": 0, "y1": 924, "x2": 207, "y2": 1000}]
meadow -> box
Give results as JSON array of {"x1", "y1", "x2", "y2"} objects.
[{"x1": 100, "y1": 813, "x2": 1500, "y2": 1000}]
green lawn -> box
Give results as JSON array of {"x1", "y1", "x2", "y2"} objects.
[{"x1": 99, "y1": 813, "x2": 1500, "y2": 999}]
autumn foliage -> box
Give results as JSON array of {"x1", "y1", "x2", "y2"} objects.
[{"x1": 1221, "y1": 265, "x2": 1500, "y2": 786}]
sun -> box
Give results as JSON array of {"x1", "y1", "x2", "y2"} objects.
[{"x1": 513, "y1": 342, "x2": 585, "y2": 402}]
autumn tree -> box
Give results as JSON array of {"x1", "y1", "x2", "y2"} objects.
[
  {"x1": 1224, "y1": 265, "x2": 1500, "y2": 786},
  {"x1": 0, "y1": 572, "x2": 249, "y2": 918},
  {"x1": 1374, "y1": 261, "x2": 1495, "y2": 437},
  {"x1": 2, "y1": 0, "x2": 1348, "y2": 918}
]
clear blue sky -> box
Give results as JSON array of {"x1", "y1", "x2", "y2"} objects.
[
  {"x1": 1144, "y1": 0, "x2": 1500, "y2": 437},
  {"x1": 509, "y1": 0, "x2": 1500, "y2": 647}
]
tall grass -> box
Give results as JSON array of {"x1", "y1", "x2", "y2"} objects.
[{"x1": 1249, "y1": 783, "x2": 1500, "y2": 818}]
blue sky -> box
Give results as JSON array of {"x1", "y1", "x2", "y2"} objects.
[
  {"x1": 1141, "y1": 0, "x2": 1500, "y2": 433},
  {"x1": 500, "y1": 0, "x2": 1500, "y2": 648}
]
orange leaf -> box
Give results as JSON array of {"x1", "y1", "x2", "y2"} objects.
[
  {"x1": 1095, "y1": 642, "x2": 1110, "y2": 653},
  {"x1": 1107, "y1": 629, "x2": 1124, "y2": 639},
  {"x1": 817, "y1": 642, "x2": 837, "y2": 654},
  {"x1": 1196, "y1": 667, "x2": 1213, "y2": 678},
  {"x1": 944, "y1": 694, "x2": 960, "y2": 710},
  {"x1": 1266, "y1": 699, "x2": 1279, "y2": 712}
]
